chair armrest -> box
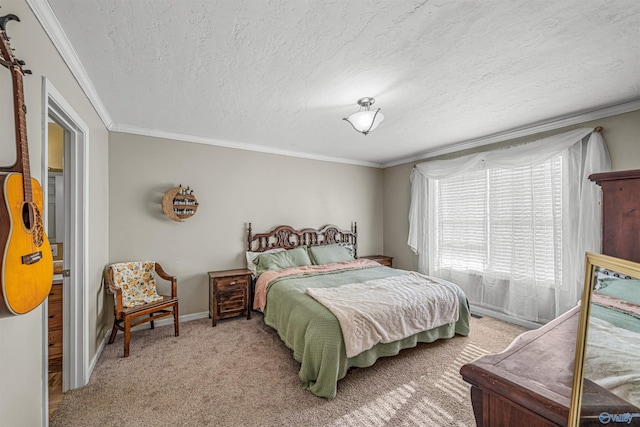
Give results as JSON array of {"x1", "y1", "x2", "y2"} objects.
[
  {"x1": 108, "y1": 283, "x2": 122, "y2": 296},
  {"x1": 106, "y1": 267, "x2": 124, "y2": 313},
  {"x1": 155, "y1": 263, "x2": 178, "y2": 298}
]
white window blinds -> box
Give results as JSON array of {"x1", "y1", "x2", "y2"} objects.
[
  {"x1": 434, "y1": 169, "x2": 487, "y2": 273},
  {"x1": 408, "y1": 128, "x2": 610, "y2": 323}
]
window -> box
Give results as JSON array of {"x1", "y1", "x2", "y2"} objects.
[
  {"x1": 408, "y1": 128, "x2": 610, "y2": 323},
  {"x1": 433, "y1": 156, "x2": 564, "y2": 291}
]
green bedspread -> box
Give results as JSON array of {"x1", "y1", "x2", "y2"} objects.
[
  {"x1": 263, "y1": 265, "x2": 471, "y2": 398},
  {"x1": 592, "y1": 277, "x2": 640, "y2": 333}
]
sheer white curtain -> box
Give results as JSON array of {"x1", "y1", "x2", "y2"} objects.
[{"x1": 408, "y1": 128, "x2": 610, "y2": 323}]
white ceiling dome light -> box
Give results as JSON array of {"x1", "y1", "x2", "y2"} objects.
[{"x1": 343, "y1": 97, "x2": 384, "y2": 135}]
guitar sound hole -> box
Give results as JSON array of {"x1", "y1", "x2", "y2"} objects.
[{"x1": 21, "y1": 202, "x2": 35, "y2": 231}]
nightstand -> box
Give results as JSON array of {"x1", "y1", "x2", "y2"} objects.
[
  {"x1": 361, "y1": 255, "x2": 393, "y2": 267},
  {"x1": 208, "y1": 269, "x2": 252, "y2": 327}
]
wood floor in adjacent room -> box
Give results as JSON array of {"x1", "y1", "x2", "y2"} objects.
[{"x1": 49, "y1": 371, "x2": 64, "y2": 419}]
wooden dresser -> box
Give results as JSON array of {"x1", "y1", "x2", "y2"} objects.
[
  {"x1": 589, "y1": 169, "x2": 640, "y2": 262},
  {"x1": 460, "y1": 307, "x2": 578, "y2": 426},
  {"x1": 460, "y1": 307, "x2": 636, "y2": 426},
  {"x1": 48, "y1": 278, "x2": 63, "y2": 371}
]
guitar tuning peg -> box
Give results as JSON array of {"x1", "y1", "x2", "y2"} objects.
[
  {"x1": 17, "y1": 59, "x2": 24, "y2": 65},
  {"x1": 24, "y1": 69, "x2": 32, "y2": 74}
]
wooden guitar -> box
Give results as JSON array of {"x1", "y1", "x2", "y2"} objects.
[{"x1": 0, "y1": 14, "x2": 53, "y2": 317}]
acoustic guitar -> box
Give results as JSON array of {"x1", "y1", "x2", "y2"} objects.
[{"x1": 0, "y1": 14, "x2": 53, "y2": 317}]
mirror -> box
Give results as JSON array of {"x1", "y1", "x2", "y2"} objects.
[
  {"x1": 47, "y1": 119, "x2": 66, "y2": 264},
  {"x1": 569, "y1": 252, "x2": 640, "y2": 426},
  {"x1": 47, "y1": 170, "x2": 63, "y2": 242}
]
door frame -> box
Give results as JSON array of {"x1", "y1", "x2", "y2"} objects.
[{"x1": 40, "y1": 78, "x2": 89, "y2": 423}]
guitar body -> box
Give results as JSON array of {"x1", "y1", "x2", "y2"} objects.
[
  {"x1": 0, "y1": 14, "x2": 55, "y2": 316},
  {"x1": 0, "y1": 172, "x2": 53, "y2": 316}
]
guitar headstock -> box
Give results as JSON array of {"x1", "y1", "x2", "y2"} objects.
[{"x1": 0, "y1": 14, "x2": 31, "y2": 75}]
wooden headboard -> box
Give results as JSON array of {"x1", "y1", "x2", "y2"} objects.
[{"x1": 247, "y1": 223, "x2": 358, "y2": 258}]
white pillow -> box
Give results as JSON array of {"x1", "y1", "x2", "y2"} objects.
[{"x1": 246, "y1": 248, "x2": 285, "y2": 277}]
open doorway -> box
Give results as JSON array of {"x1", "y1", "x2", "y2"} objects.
[
  {"x1": 41, "y1": 78, "x2": 89, "y2": 425},
  {"x1": 46, "y1": 118, "x2": 67, "y2": 418}
]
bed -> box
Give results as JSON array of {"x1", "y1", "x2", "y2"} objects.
[
  {"x1": 584, "y1": 274, "x2": 640, "y2": 409},
  {"x1": 247, "y1": 223, "x2": 470, "y2": 398}
]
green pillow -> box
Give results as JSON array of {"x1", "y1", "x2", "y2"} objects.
[
  {"x1": 253, "y1": 246, "x2": 312, "y2": 276},
  {"x1": 596, "y1": 278, "x2": 640, "y2": 305},
  {"x1": 308, "y1": 244, "x2": 355, "y2": 265}
]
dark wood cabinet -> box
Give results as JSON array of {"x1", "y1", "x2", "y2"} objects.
[
  {"x1": 208, "y1": 269, "x2": 252, "y2": 327},
  {"x1": 48, "y1": 279, "x2": 63, "y2": 371},
  {"x1": 589, "y1": 169, "x2": 640, "y2": 262}
]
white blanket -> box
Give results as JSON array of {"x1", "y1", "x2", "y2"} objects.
[
  {"x1": 306, "y1": 272, "x2": 460, "y2": 358},
  {"x1": 584, "y1": 316, "x2": 640, "y2": 408}
]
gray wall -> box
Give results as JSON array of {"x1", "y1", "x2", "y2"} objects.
[
  {"x1": 383, "y1": 109, "x2": 640, "y2": 272},
  {"x1": 0, "y1": 0, "x2": 110, "y2": 425},
  {"x1": 108, "y1": 132, "x2": 384, "y2": 317}
]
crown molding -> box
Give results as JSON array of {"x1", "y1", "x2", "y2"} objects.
[
  {"x1": 27, "y1": 0, "x2": 113, "y2": 129},
  {"x1": 382, "y1": 99, "x2": 640, "y2": 168},
  {"x1": 110, "y1": 124, "x2": 383, "y2": 168}
]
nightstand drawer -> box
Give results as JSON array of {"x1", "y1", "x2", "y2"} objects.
[
  {"x1": 218, "y1": 289, "x2": 247, "y2": 314},
  {"x1": 217, "y1": 276, "x2": 248, "y2": 289}
]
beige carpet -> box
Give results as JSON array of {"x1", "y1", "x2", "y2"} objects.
[{"x1": 50, "y1": 313, "x2": 526, "y2": 427}]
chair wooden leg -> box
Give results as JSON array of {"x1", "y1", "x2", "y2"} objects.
[
  {"x1": 108, "y1": 317, "x2": 119, "y2": 344},
  {"x1": 174, "y1": 304, "x2": 179, "y2": 337},
  {"x1": 124, "y1": 317, "x2": 131, "y2": 357},
  {"x1": 150, "y1": 314, "x2": 155, "y2": 330}
]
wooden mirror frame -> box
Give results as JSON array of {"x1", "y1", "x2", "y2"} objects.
[{"x1": 569, "y1": 252, "x2": 640, "y2": 426}]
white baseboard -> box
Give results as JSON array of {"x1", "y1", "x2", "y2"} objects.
[
  {"x1": 88, "y1": 330, "x2": 110, "y2": 378},
  {"x1": 469, "y1": 304, "x2": 541, "y2": 330},
  {"x1": 148, "y1": 311, "x2": 210, "y2": 328}
]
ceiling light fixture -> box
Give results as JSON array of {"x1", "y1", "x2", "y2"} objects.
[{"x1": 343, "y1": 97, "x2": 384, "y2": 135}]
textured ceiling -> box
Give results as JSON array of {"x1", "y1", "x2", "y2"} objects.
[{"x1": 44, "y1": 0, "x2": 640, "y2": 166}]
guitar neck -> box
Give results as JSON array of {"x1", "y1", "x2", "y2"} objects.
[
  {"x1": 10, "y1": 64, "x2": 32, "y2": 203},
  {"x1": 0, "y1": 18, "x2": 33, "y2": 199}
]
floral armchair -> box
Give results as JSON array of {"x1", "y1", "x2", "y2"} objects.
[{"x1": 106, "y1": 261, "x2": 179, "y2": 357}]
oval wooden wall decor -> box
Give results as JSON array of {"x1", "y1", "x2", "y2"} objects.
[{"x1": 162, "y1": 186, "x2": 198, "y2": 222}]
